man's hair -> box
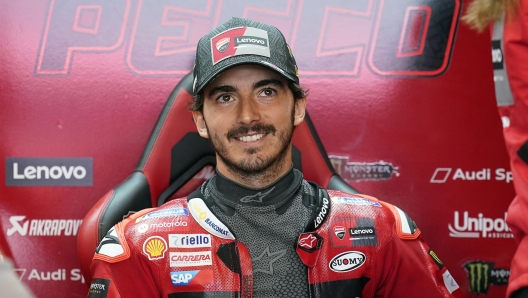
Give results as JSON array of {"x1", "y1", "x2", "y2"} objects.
[
  {"x1": 189, "y1": 80, "x2": 308, "y2": 112},
  {"x1": 462, "y1": 0, "x2": 519, "y2": 32}
]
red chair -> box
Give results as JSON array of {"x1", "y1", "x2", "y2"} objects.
[{"x1": 77, "y1": 73, "x2": 359, "y2": 282}]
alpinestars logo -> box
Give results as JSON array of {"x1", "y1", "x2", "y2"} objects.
[
  {"x1": 6, "y1": 216, "x2": 82, "y2": 236},
  {"x1": 448, "y1": 211, "x2": 513, "y2": 239},
  {"x1": 240, "y1": 186, "x2": 275, "y2": 203},
  {"x1": 329, "y1": 156, "x2": 399, "y2": 182},
  {"x1": 464, "y1": 261, "x2": 509, "y2": 294}
]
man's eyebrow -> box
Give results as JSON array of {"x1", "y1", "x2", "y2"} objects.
[
  {"x1": 253, "y1": 79, "x2": 285, "y2": 90},
  {"x1": 207, "y1": 85, "x2": 237, "y2": 97}
]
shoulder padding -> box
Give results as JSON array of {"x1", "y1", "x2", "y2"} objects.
[{"x1": 379, "y1": 201, "x2": 421, "y2": 240}]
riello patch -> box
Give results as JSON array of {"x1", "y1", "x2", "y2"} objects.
[
  {"x1": 210, "y1": 26, "x2": 270, "y2": 65},
  {"x1": 143, "y1": 236, "x2": 167, "y2": 260}
]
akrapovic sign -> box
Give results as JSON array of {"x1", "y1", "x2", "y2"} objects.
[{"x1": 6, "y1": 157, "x2": 93, "y2": 186}]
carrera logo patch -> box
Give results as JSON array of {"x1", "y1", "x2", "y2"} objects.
[
  {"x1": 143, "y1": 236, "x2": 167, "y2": 260},
  {"x1": 210, "y1": 26, "x2": 270, "y2": 65},
  {"x1": 329, "y1": 251, "x2": 366, "y2": 272},
  {"x1": 170, "y1": 251, "x2": 212, "y2": 267}
]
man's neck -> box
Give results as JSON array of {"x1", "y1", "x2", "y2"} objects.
[{"x1": 216, "y1": 160, "x2": 293, "y2": 189}]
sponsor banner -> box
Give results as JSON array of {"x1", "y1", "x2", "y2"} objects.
[
  {"x1": 170, "y1": 269, "x2": 213, "y2": 286},
  {"x1": 6, "y1": 216, "x2": 82, "y2": 237},
  {"x1": 170, "y1": 251, "x2": 212, "y2": 267},
  {"x1": 169, "y1": 234, "x2": 211, "y2": 248},
  {"x1": 13, "y1": 268, "x2": 85, "y2": 284},
  {"x1": 463, "y1": 261, "x2": 509, "y2": 295},
  {"x1": 6, "y1": 157, "x2": 93, "y2": 186},
  {"x1": 329, "y1": 156, "x2": 399, "y2": 182},
  {"x1": 143, "y1": 236, "x2": 168, "y2": 260},
  {"x1": 330, "y1": 218, "x2": 378, "y2": 248},
  {"x1": 448, "y1": 211, "x2": 513, "y2": 239},
  {"x1": 331, "y1": 196, "x2": 381, "y2": 207},
  {"x1": 328, "y1": 251, "x2": 366, "y2": 273},
  {"x1": 88, "y1": 278, "x2": 110, "y2": 298},
  {"x1": 188, "y1": 198, "x2": 234, "y2": 240},
  {"x1": 430, "y1": 167, "x2": 512, "y2": 183},
  {"x1": 313, "y1": 195, "x2": 329, "y2": 230},
  {"x1": 136, "y1": 208, "x2": 188, "y2": 222}
]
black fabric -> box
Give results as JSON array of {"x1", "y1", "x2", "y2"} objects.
[
  {"x1": 314, "y1": 277, "x2": 370, "y2": 298},
  {"x1": 512, "y1": 287, "x2": 528, "y2": 298},
  {"x1": 216, "y1": 243, "x2": 241, "y2": 274},
  {"x1": 168, "y1": 292, "x2": 237, "y2": 298},
  {"x1": 517, "y1": 140, "x2": 528, "y2": 165},
  {"x1": 210, "y1": 168, "x2": 302, "y2": 209}
]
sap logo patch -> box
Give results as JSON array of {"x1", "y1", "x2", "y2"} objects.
[
  {"x1": 331, "y1": 196, "x2": 381, "y2": 207},
  {"x1": 171, "y1": 270, "x2": 199, "y2": 286},
  {"x1": 88, "y1": 278, "x2": 110, "y2": 298},
  {"x1": 329, "y1": 251, "x2": 366, "y2": 273},
  {"x1": 143, "y1": 236, "x2": 167, "y2": 260}
]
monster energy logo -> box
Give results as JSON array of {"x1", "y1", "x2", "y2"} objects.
[{"x1": 464, "y1": 261, "x2": 509, "y2": 294}]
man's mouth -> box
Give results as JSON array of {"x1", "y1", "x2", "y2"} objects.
[{"x1": 237, "y1": 133, "x2": 265, "y2": 142}]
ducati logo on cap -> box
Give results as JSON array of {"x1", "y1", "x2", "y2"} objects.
[{"x1": 216, "y1": 37, "x2": 230, "y2": 52}]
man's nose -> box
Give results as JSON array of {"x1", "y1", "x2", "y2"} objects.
[{"x1": 237, "y1": 97, "x2": 261, "y2": 125}]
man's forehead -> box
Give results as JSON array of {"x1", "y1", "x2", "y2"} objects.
[{"x1": 205, "y1": 64, "x2": 286, "y2": 90}]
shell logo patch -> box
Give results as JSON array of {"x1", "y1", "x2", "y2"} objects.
[{"x1": 143, "y1": 236, "x2": 167, "y2": 260}]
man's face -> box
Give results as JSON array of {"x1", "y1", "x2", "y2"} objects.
[{"x1": 192, "y1": 64, "x2": 306, "y2": 183}]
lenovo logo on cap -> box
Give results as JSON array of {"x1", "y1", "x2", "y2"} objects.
[
  {"x1": 6, "y1": 157, "x2": 93, "y2": 186},
  {"x1": 210, "y1": 27, "x2": 270, "y2": 65}
]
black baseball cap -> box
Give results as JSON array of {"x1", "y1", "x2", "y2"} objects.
[{"x1": 192, "y1": 17, "x2": 299, "y2": 95}]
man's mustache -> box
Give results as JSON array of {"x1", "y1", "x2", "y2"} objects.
[{"x1": 226, "y1": 123, "x2": 277, "y2": 141}]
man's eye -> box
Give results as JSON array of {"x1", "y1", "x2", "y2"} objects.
[
  {"x1": 259, "y1": 88, "x2": 275, "y2": 97},
  {"x1": 217, "y1": 94, "x2": 233, "y2": 103}
]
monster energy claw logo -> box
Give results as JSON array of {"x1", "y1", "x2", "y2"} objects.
[{"x1": 464, "y1": 261, "x2": 509, "y2": 294}]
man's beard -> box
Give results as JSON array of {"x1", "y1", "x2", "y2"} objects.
[{"x1": 205, "y1": 111, "x2": 295, "y2": 180}]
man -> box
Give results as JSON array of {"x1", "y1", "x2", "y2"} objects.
[{"x1": 89, "y1": 17, "x2": 463, "y2": 297}]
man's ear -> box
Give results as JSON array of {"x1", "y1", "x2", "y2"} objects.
[
  {"x1": 293, "y1": 97, "x2": 307, "y2": 127},
  {"x1": 192, "y1": 111, "x2": 209, "y2": 138}
]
